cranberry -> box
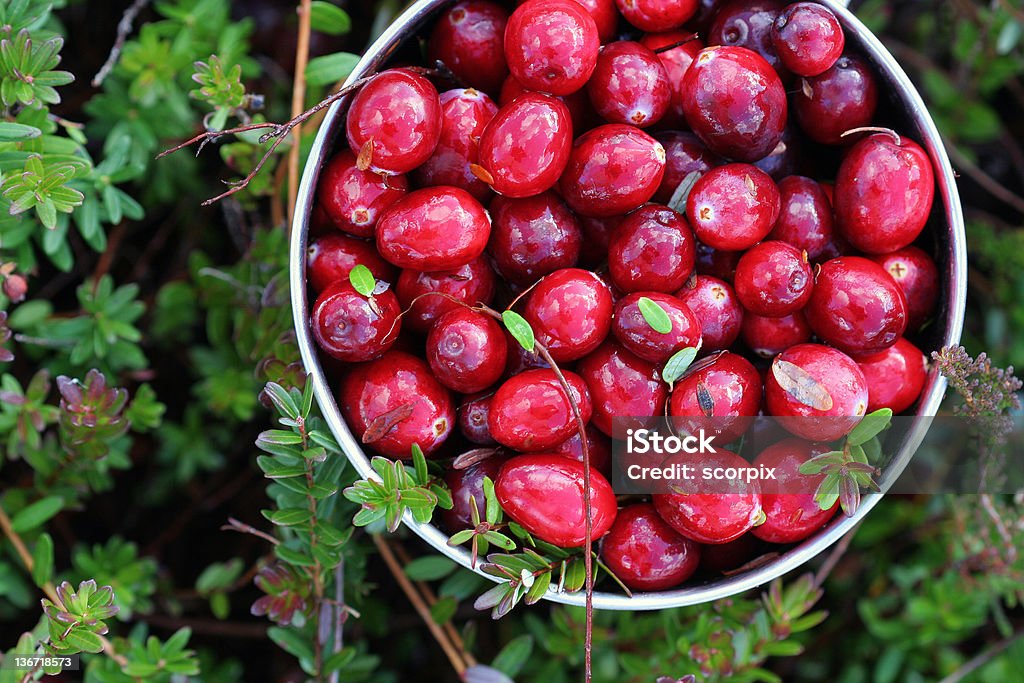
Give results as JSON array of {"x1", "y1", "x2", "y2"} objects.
[
  {"x1": 681, "y1": 46, "x2": 787, "y2": 162},
  {"x1": 306, "y1": 233, "x2": 397, "y2": 293},
  {"x1": 764, "y1": 343, "x2": 868, "y2": 442},
  {"x1": 806, "y1": 256, "x2": 908, "y2": 355},
  {"x1": 834, "y1": 132, "x2": 936, "y2": 254},
  {"x1": 427, "y1": 1, "x2": 510, "y2": 95},
  {"x1": 733, "y1": 240, "x2": 813, "y2": 317},
  {"x1": 426, "y1": 308, "x2": 508, "y2": 393},
  {"x1": 669, "y1": 351, "x2": 761, "y2": 444},
  {"x1": 751, "y1": 438, "x2": 838, "y2": 544},
  {"x1": 495, "y1": 454, "x2": 617, "y2": 547},
  {"x1": 523, "y1": 268, "x2": 614, "y2": 362},
  {"x1": 577, "y1": 341, "x2": 668, "y2": 436},
  {"x1": 870, "y1": 246, "x2": 939, "y2": 333},
  {"x1": 652, "y1": 131, "x2": 723, "y2": 205},
  {"x1": 504, "y1": 0, "x2": 600, "y2": 96},
  {"x1": 560, "y1": 124, "x2": 667, "y2": 218},
  {"x1": 640, "y1": 32, "x2": 704, "y2": 128},
  {"x1": 856, "y1": 337, "x2": 928, "y2": 414},
  {"x1": 694, "y1": 242, "x2": 741, "y2": 282},
  {"x1": 340, "y1": 351, "x2": 454, "y2": 458},
  {"x1": 311, "y1": 280, "x2": 401, "y2": 362},
  {"x1": 794, "y1": 55, "x2": 878, "y2": 145},
  {"x1": 768, "y1": 175, "x2": 834, "y2": 261},
  {"x1": 376, "y1": 186, "x2": 490, "y2": 270},
  {"x1": 550, "y1": 424, "x2": 613, "y2": 477},
  {"x1": 503, "y1": 330, "x2": 553, "y2": 377},
  {"x1": 771, "y1": 2, "x2": 844, "y2": 77},
  {"x1": 753, "y1": 123, "x2": 802, "y2": 181},
  {"x1": 707, "y1": 0, "x2": 787, "y2": 76},
  {"x1": 687, "y1": 164, "x2": 780, "y2": 251},
  {"x1": 413, "y1": 88, "x2": 498, "y2": 203},
  {"x1": 570, "y1": 0, "x2": 620, "y2": 42},
  {"x1": 458, "y1": 392, "x2": 498, "y2": 444},
  {"x1": 488, "y1": 368, "x2": 591, "y2": 451},
  {"x1": 395, "y1": 256, "x2": 497, "y2": 333},
  {"x1": 616, "y1": 0, "x2": 698, "y2": 32},
  {"x1": 676, "y1": 275, "x2": 744, "y2": 351},
  {"x1": 699, "y1": 533, "x2": 759, "y2": 574},
  {"x1": 612, "y1": 292, "x2": 702, "y2": 363},
  {"x1": 476, "y1": 92, "x2": 573, "y2": 197},
  {"x1": 587, "y1": 41, "x2": 671, "y2": 128},
  {"x1": 488, "y1": 191, "x2": 582, "y2": 286},
  {"x1": 317, "y1": 150, "x2": 409, "y2": 237},
  {"x1": 442, "y1": 455, "x2": 507, "y2": 530},
  {"x1": 577, "y1": 215, "x2": 621, "y2": 268},
  {"x1": 608, "y1": 205, "x2": 696, "y2": 293},
  {"x1": 498, "y1": 75, "x2": 594, "y2": 132},
  {"x1": 345, "y1": 68, "x2": 442, "y2": 175},
  {"x1": 652, "y1": 449, "x2": 763, "y2": 544},
  {"x1": 601, "y1": 503, "x2": 701, "y2": 590},
  {"x1": 686, "y1": 0, "x2": 720, "y2": 33},
  {"x1": 741, "y1": 310, "x2": 811, "y2": 359}
]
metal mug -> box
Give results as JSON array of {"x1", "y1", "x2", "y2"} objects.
[{"x1": 289, "y1": 0, "x2": 968, "y2": 609}]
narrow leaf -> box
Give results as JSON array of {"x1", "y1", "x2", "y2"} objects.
[
  {"x1": 772, "y1": 359, "x2": 834, "y2": 411},
  {"x1": 502, "y1": 310, "x2": 535, "y2": 352},
  {"x1": 667, "y1": 170, "x2": 702, "y2": 214},
  {"x1": 31, "y1": 533, "x2": 54, "y2": 588},
  {"x1": 348, "y1": 264, "x2": 376, "y2": 297},
  {"x1": 846, "y1": 408, "x2": 893, "y2": 446},
  {"x1": 637, "y1": 296, "x2": 672, "y2": 334},
  {"x1": 662, "y1": 346, "x2": 699, "y2": 388},
  {"x1": 11, "y1": 496, "x2": 63, "y2": 532}
]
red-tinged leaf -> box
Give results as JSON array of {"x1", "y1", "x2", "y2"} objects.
[
  {"x1": 772, "y1": 359, "x2": 834, "y2": 411},
  {"x1": 696, "y1": 381, "x2": 715, "y2": 417},
  {"x1": 452, "y1": 447, "x2": 502, "y2": 470},
  {"x1": 361, "y1": 403, "x2": 415, "y2": 444},
  {"x1": 839, "y1": 475, "x2": 860, "y2": 516},
  {"x1": 356, "y1": 139, "x2": 374, "y2": 170}
]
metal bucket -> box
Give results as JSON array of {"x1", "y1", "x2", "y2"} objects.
[{"x1": 289, "y1": 0, "x2": 967, "y2": 609}]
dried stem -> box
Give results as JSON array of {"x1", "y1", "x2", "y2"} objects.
[
  {"x1": 938, "y1": 630, "x2": 1024, "y2": 683},
  {"x1": 221, "y1": 517, "x2": 281, "y2": 546},
  {"x1": 92, "y1": 0, "x2": 151, "y2": 87},
  {"x1": 813, "y1": 522, "x2": 860, "y2": 589},
  {"x1": 287, "y1": 0, "x2": 314, "y2": 227}
]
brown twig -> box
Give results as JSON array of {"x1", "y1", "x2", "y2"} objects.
[
  {"x1": 944, "y1": 139, "x2": 1024, "y2": 216},
  {"x1": 287, "y1": 0, "x2": 314, "y2": 227},
  {"x1": 92, "y1": 0, "x2": 152, "y2": 88},
  {"x1": 979, "y1": 493, "x2": 1018, "y2": 564},
  {"x1": 221, "y1": 517, "x2": 280, "y2": 546},
  {"x1": 938, "y1": 630, "x2": 1024, "y2": 683},
  {"x1": 813, "y1": 522, "x2": 860, "y2": 588}
]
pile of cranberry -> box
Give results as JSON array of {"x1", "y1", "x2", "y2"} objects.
[{"x1": 307, "y1": 0, "x2": 941, "y2": 593}]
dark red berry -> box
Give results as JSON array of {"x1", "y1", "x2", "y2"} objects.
[
  {"x1": 523, "y1": 268, "x2": 614, "y2": 362},
  {"x1": 340, "y1": 351, "x2": 454, "y2": 458},
  {"x1": 488, "y1": 368, "x2": 592, "y2": 451},
  {"x1": 751, "y1": 438, "x2": 838, "y2": 544},
  {"x1": 856, "y1": 337, "x2": 928, "y2": 414},
  {"x1": 426, "y1": 308, "x2": 508, "y2": 393},
  {"x1": 612, "y1": 292, "x2": 702, "y2": 363},
  {"x1": 495, "y1": 454, "x2": 617, "y2": 547},
  {"x1": 687, "y1": 164, "x2": 781, "y2": 251},
  {"x1": 676, "y1": 275, "x2": 744, "y2": 351},
  {"x1": 601, "y1": 503, "x2": 701, "y2": 590},
  {"x1": 616, "y1": 0, "x2": 699, "y2": 32},
  {"x1": 317, "y1": 150, "x2": 408, "y2": 237},
  {"x1": 503, "y1": 329, "x2": 553, "y2": 376},
  {"x1": 733, "y1": 240, "x2": 813, "y2": 317},
  {"x1": 741, "y1": 310, "x2": 811, "y2": 359},
  {"x1": 346, "y1": 68, "x2": 442, "y2": 174},
  {"x1": 571, "y1": 0, "x2": 620, "y2": 42},
  {"x1": 307, "y1": 233, "x2": 397, "y2": 293},
  {"x1": 869, "y1": 246, "x2": 939, "y2": 333},
  {"x1": 498, "y1": 75, "x2": 594, "y2": 131},
  {"x1": 311, "y1": 280, "x2": 401, "y2": 362},
  {"x1": 577, "y1": 215, "x2": 621, "y2": 268},
  {"x1": 488, "y1": 191, "x2": 582, "y2": 286},
  {"x1": 794, "y1": 55, "x2": 878, "y2": 145},
  {"x1": 504, "y1": 0, "x2": 600, "y2": 96},
  {"x1": 550, "y1": 423, "x2": 613, "y2": 478},
  {"x1": 442, "y1": 455, "x2": 507, "y2": 530},
  {"x1": 458, "y1": 392, "x2": 498, "y2": 444},
  {"x1": 587, "y1": 41, "x2": 672, "y2": 128},
  {"x1": 428, "y1": 1, "x2": 510, "y2": 95},
  {"x1": 641, "y1": 32, "x2": 705, "y2": 128},
  {"x1": 577, "y1": 341, "x2": 668, "y2": 436},
  {"x1": 768, "y1": 175, "x2": 835, "y2": 260},
  {"x1": 753, "y1": 123, "x2": 802, "y2": 181},
  {"x1": 376, "y1": 186, "x2": 491, "y2": 270},
  {"x1": 694, "y1": 242, "x2": 741, "y2": 282},
  {"x1": 669, "y1": 351, "x2": 762, "y2": 444},
  {"x1": 771, "y1": 2, "x2": 844, "y2": 77},
  {"x1": 608, "y1": 205, "x2": 696, "y2": 293},
  {"x1": 395, "y1": 256, "x2": 497, "y2": 333},
  {"x1": 652, "y1": 131, "x2": 723, "y2": 205},
  {"x1": 707, "y1": 0, "x2": 788, "y2": 76}
]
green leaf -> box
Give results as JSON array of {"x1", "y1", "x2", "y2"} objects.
[
  {"x1": 0, "y1": 121, "x2": 40, "y2": 141},
  {"x1": 846, "y1": 408, "x2": 893, "y2": 446},
  {"x1": 411, "y1": 443, "x2": 428, "y2": 484},
  {"x1": 310, "y1": 2, "x2": 352, "y2": 35},
  {"x1": 502, "y1": 310, "x2": 535, "y2": 352},
  {"x1": 275, "y1": 545, "x2": 317, "y2": 567},
  {"x1": 264, "y1": 508, "x2": 313, "y2": 527},
  {"x1": 10, "y1": 496, "x2": 63, "y2": 532},
  {"x1": 348, "y1": 264, "x2": 376, "y2": 297},
  {"x1": 63, "y1": 628, "x2": 104, "y2": 654},
  {"x1": 662, "y1": 346, "x2": 699, "y2": 388},
  {"x1": 430, "y1": 595, "x2": 458, "y2": 625},
  {"x1": 31, "y1": 533, "x2": 54, "y2": 588},
  {"x1": 482, "y1": 531, "x2": 516, "y2": 551},
  {"x1": 667, "y1": 170, "x2": 702, "y2": 214},
  {"x1": 404, "y1": 556, "x2": 457, "y2": 581},
  {"x1": 323, "y1": 647, "x2": 357, "y2": 673},
  {"x1": 305, "y1": 52, "x2": 360, "y2": 87},
  {"x1": 491, "y1": 634, "x2": 534, "y2": 677},
  {"x1": 637, "y1": 296, "x2": 672, "y2": 334},
  {"x1": 268, "y1": 626, "x2": 315, "y2": 661},
  {"x1": 798, "y1": 451, "x2": 844, "y2": 475}
]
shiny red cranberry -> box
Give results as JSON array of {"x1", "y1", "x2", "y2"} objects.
[
  {"x1": 694, "y1": 242, "x2": 741, "y2": 282},
  {"x1": 612, "y1": 292, "x2": 702, "y2": 363},
  {"x1": 856, "y1": 337, "x2": 928, "y2": 414},
  {"x1": 428, "y1": 1, "x2": 510, "y2": 95},
  {"x1": 765, "y1": 343, "x2": 868, "y2": 442},
  {"x1": 488, "y1": 191, "x2": 582, "y2": 286},
  {"x1": 768, "y1": 175, "x2": 834, "y2": 260},
  {"x1": 577, "y1": 215, "x2": 621, "y2": 268},
  {"x1": 395, "y1": 256, "x2": 497, "y2": 333},
  {"x1": 771, "y1": 2, "x2": 844, "y2": 77},
  {"x1": 653, "y1": 449, "x2": 763, "y2": 544},
  {"x1": 733, "y1": 240, "x2": 813, "y2": 317},
  {"x1": 751, "y1": 438, "x2": 838, "y2": 544},
  {"x1": 676, "y1": 275, "x2": 744, "y2": 351},
  {"x1": 560, "y1": 124, "x2": 667, "y2": 218},
  {"x1": 869, "y1": 246, "x2": 939, "y2": 333},
  {"x1": 794, "y1": 55, "x2": 878, "y2": 145},
  {"x1": 340, "y1": 351, "x2": 454, "y2": 458},
  {"x1": 504, "y1": 0, "x2": 600, "y2": 96},
  {"x1": 345, "y1": 68, "x2": 442, "y2": 175},
  {"x1": 687, "y1": 163, "x2": 780, "y2": 251},
  {"x1": 578, "y1": 341, "x2": 668, "y2": 436},
  {"x1": 523, "y1": 268, "x2": 614, "y2": 362},
  {"x1": 488, "y1": 369, "x2": 591, "y2": 451},
  {"x1": 476, "y1": 92, "x2": 573, "y2": 197},
  {"x1": 681, "y1": 46, "x2": 787, "y2": 162},
  {"x1": 495, "y1": 454, "x2": 617, "y2": 547},
  {"x1": 834, "y1": 132, "x2": 935, "y2": 254},
  {"x1": 616, "y1": 0, "x2": 698, "y2": 32},
  {"x1": 311, "y1": 280, "x2": 401, "y2": 362},
  {"x1": 587, "y1": 41, "x2": 671, "y2": 128},
  {"x1": 426, "y1": 308, "x2": 508, "y2": 393},
  {"x1": 498, "y1": 75, "x2": 594, "y2": 131},
  {"x1": 458, "y1": 392, "x2": 498, "y2": 444},
  {"x1": 601, "y1": 503, "x2": 701, "y2": 590},
  {"x1": 707, "y1": 0, "x2": 787, "y2": 76},
  {"x1": 641, "y1": 32, "x2": 704, "y2": 127},
  {"x1": 413, "y1": 88, "x2": 498, "y2": 202},
  {"x1": 652, "y1": 131, "x2": 723, "y2": 204},
  {"x1": 317, "y1": 150, "x2": 409, "y2": 237},
  {"x1": 442, "y1": 455, "x2": 507, "y2": 530},
  {"x1": 608, "y1": 205, "x2": 696, "y2": 293},
  {"x1": 806, "y1": 256, "x2": 908, "y2": 355},
  {"x1": 570, "y1": 0, "x2": 620, "y2": 42},
  {"x1": 504, "y1": 329, "x2": 552, "y2": 377},
  {"x1": 669, "y1": 351, "x2": 761, "y2": 444},
  {"x1": 307, "y1": 233, "x2": 396, "y2": 293},
  {"x1": 376, "y1": 187, "x2": 490, "y2": 270},
  {"x1": 550, "y1": 424, "x2": 613, "y2": 478},
  {"x1": 741, "y1": 310, "x2": 811, "y2": 359}
]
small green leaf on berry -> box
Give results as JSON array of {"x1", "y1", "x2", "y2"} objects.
[
  {"x1": 502, "y1": 310, "x2": 535, "y2": 352},
  {"x1": 637, "y1": 296, "x2": 672, "y2": 334},
  {"x1": 349, "y1": 264, "x2": 376, "y2": 297},
  {"x1": 846, "y1": 408, "x2": 893, "y2": 446},
  {"x1": 662, "y1": 345, "x2": 700, "y2": 389}
]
